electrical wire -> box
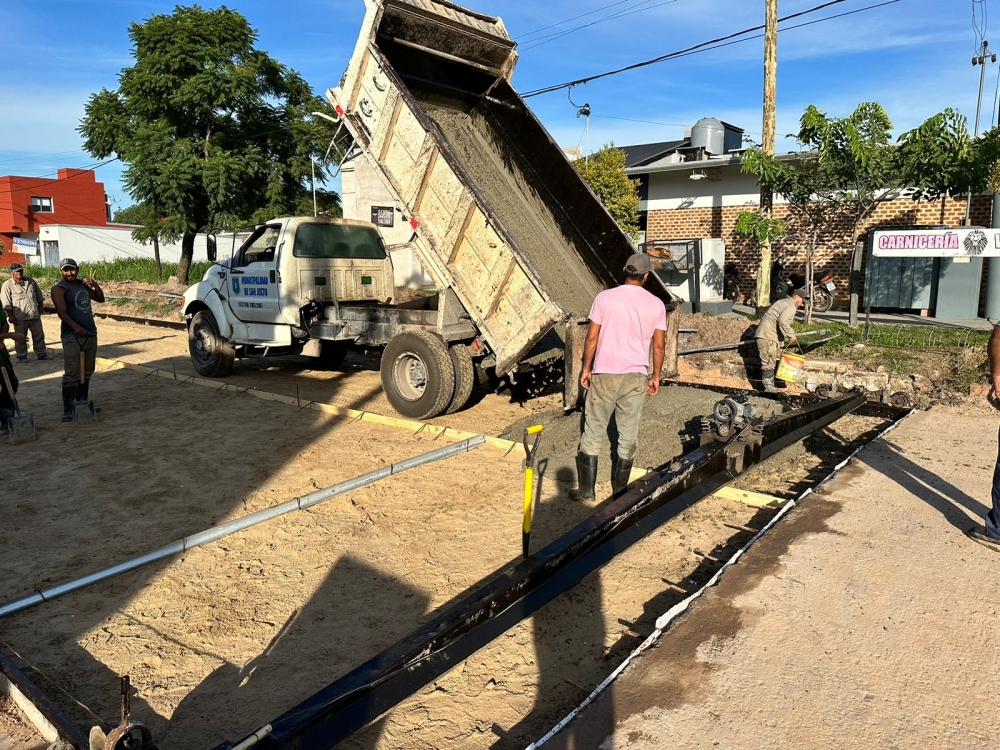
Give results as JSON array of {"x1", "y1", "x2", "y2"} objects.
[
  {"x1": 523, "y1": 0, "x2": 901, "y2": 97},
  {"x1": 992, "y1": 60, "x2": 1000, "y2": 129},
  {"x1": 521, "y1": 0, "x2": 674, "y2": 51},
  {"x1": 516, "y1": 0, "x2": 636, "y2": 40}
]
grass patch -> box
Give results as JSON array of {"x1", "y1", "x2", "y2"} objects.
[
  {"x1": 793, "y1": 320, "x2": 991, "y2": 353},
  {"x1": 24, "y1": 259, "x2": 214, "y2": 287}
]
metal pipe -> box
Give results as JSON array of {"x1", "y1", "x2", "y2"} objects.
[
  {"x1": 678, "y1": 329, "x2": 831, "y2": 356},
  {"x1": 0, "y1": 436, "x2": 485, "y2": 619}
]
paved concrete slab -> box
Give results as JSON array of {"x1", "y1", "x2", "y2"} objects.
[{"x1": 546, "y1": 406, "x2": 1000, "y2": 749}]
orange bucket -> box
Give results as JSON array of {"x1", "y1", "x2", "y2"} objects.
[{"x1": 776, "y1": 352, "x2": 806, "y2": 382}]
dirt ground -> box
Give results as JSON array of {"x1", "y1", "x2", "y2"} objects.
[
  {"x1": 555, "y1": 404, "x2": 1000, "y2": 749},
  {"x1": 0, "y1": 317, "x2": 893, "y2": 749},
  {"x1": 0, "y1": 695, "x2": 45, "y2": 750}
]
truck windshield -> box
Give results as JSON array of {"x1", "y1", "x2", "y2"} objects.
[{"x1": 293, "y1": 223, "x2": 387, "y2": 259}]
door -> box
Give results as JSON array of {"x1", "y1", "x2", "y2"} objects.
[
  {"x1": 869, "y1": 256, "x2": 937, "y2": 309},
  {"x1": 43, "y1": 241, "x2": 60, "y2": 267},
  {"x1": 228, "y1": 224, "x2": 282, "y2": 324}
]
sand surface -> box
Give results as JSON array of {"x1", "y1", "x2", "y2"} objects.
[
  {"x1": 0, "y1": 317, "x2": 889, "y2": 749},
  {"x1": 554, "y1": 405, "x2": 1000, "y2": 749}
]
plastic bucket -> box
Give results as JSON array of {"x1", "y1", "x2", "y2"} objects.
[{"x1": 776, "y1": 352, "x2": 806, "y2": 382}]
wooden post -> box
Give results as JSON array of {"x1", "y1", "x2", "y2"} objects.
[
  {"x1": 755, "y1": 0, "x2": 779, "y2": 314},
  {"x1": 152, "y1": 235, "x2": 162, "y2": 280}
]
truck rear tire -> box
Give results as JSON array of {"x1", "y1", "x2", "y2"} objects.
[
  {"x1": 381, "y1": 331, "x2": 455, "y2": 420},
  {"x1": 445, "y1": 344, "x2": 475, "y2": 414},
  {"x1": 188, "y1": 310, "x2": 235, "y2": 378}
]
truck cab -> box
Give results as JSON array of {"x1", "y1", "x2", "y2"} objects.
[
  {"x1": 183, "y1": 217, "x2": 393, "y2": 363},
  {"x1": 183, "y1": 216, "x2": 479, "y2": 420}
]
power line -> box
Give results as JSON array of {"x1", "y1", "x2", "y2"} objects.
[
  {"x1": 523, "y1": 0, "x2": 900, "y2": 97},
  {"x1": 521, "y1": 0, "x2": 674, "y2": 51},
  {"x1": 516, "y1": 0, "x2": 636, "y2": 40}
]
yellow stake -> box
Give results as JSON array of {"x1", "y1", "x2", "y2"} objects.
[{"x1": 522, "y1": 425, "x2": 543, "y2": 558}]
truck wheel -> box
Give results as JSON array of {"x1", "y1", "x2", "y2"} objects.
[
  {"x1": 188, "y1": 310, "x2": 235, "y2": 378},
  {"x1": 445, "y1": 344, "x2": 475, "y2": 414},
  {"x1": 381, "y1": 331, "x2": 455, "y2": 420}
]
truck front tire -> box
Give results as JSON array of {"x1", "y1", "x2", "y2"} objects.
[
  {"x1": 381, "y1": 331, "x2": 455, "y2": 420},
  {"x1": 188, "y1": 310, "x2": 235, "y2": 378}
]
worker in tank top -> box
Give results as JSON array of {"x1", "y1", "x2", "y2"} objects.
[{"x1": 51, "y1": 258, "x2": 104, "y2": 422}]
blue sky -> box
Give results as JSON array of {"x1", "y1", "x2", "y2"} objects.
[{"x1": 0, "y1": 0, "x2": 980, "y2": 212}]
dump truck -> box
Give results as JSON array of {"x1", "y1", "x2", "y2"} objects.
[{"x1": 182, "y1": 0, "x2": 679, "y2": 421}]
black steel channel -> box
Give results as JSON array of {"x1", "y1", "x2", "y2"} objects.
[
  {"x1": 218, "y1": 394, "x2": 864, "y2": 750},
  {"x1": 0, "y1": 649, "x2": 97, "y2": 749}
]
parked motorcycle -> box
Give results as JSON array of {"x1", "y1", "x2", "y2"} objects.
[
  {"x1": 787, "y1": 269, "x2": 836, "y2": 313},
  {"x1": 729, "y1": 259, "x2": 836, "y2": 312}
]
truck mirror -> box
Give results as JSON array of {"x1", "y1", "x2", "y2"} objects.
[{"x1": 207, "y1": 235, "x2": 217, "y2": 262}]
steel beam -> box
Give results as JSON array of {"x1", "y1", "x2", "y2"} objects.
[{"x1": 218, "y1": 393, "x2": 866, "y2": 750}]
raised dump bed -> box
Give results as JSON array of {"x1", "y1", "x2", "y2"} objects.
[{"x1": 329, "y1": 0, "x2": 677, "y2": 383}]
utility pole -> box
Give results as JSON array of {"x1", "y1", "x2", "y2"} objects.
[
  {"x1": 967, "y1": 41, "x2": 995, "y2": 223},
  {"x1": 755, "y1": 0, "x2": 778, "y2": 313}
]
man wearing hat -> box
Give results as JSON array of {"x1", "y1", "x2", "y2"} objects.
[
  {"x1": 755, "y1": 288, "x2": 808, "y2": 394},
  {"x1": 569, "y1": 252, "x2": 667, "y2": 502},
  {"x1": 51, "y1": 259, "x2": 104, "y2": 421},
  {"x1": 1, "y1": 262, "x2": 48, "y2": 362}
]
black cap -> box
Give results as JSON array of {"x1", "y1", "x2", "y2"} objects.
[{"x1": 9, "y1": 263, "x2": 23, "y2": 272}]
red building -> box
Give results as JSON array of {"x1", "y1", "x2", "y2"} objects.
[{"x1": 0, "y1": 168, "x2": 109, "y2": 266}]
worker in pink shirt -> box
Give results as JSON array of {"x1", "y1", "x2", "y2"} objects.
[{"x1": 570, "y1": 253, "x2": 667, "y2": 501}]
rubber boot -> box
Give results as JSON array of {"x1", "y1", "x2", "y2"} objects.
[
  {"x1": 612, "y1": 457, "x2": 634, "y2": 496},
  {"x1": 61, "y1": 386, "x2": 76, "y2": 422},
  {"x1": 761, "y1": 368, "x2": 778, "y2": 394},
  {"x1": 569, "y1": 453, "x2": 598, "y2": 501},
  {"x1": 0, "y1": 408, "x2": 12, "y2": 437}
]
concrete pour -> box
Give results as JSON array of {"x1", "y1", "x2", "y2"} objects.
[
  {"x1": 501, "y1": 386, "x2": 783, "y2": 483},
  {"x1": 543, "y1": 404, "x2": 1000, "y2": 749}
]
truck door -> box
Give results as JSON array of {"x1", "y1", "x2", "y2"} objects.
[{"x1": 228, "y1": 224, "x2": 282, "y2": 323}]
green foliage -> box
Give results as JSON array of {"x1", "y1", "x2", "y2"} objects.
[
  {"x1": 78, "y1": 5, "x2": 340, "y2": 282},
  {"x1": 734, "y1": 210, "x2": 786, "y2": 244},
  {"x1": 574, "y1": 144, "x2": 640, "y2": 237},
  {"x1": 25, "y1": 259, "x2": 214, "y2": 287}
]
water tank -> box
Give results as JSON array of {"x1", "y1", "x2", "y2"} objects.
[{"x1": 690, "y1": 117, "x2": 725, "y2": 156}]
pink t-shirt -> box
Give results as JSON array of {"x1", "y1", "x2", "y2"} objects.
[{"x1": 589, "y1": 284, "x2": 668, "y2": 375}]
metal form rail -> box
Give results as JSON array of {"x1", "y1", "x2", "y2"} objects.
[{"x1": 217, "y1": 392, "x2": 868, "y2": 750}]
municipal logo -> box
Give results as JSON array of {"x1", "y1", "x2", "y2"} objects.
[{"x1": 231, "y1": 276, "x2": 241, "y2": 294}]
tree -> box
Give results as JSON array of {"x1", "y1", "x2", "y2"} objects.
[
  {"x1": 574, "y1": 144, "x2": 641, "y2": 238},
  {"x1": 738, "y1": 103, "x2": 973, "y2": 325},
  {"x1": 113, "y1": 202, "x2": 167, "y2": 278},
  {"x1": 79, "y1": 5, "x2": 339, "y2": 285}
]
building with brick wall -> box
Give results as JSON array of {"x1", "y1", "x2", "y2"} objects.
[
  {"x1": 0, "y1": 168, "x2": 111, "y2": 267},
  {"x1": 622, "y1": 127, "x2": 995, "y2": 315}
]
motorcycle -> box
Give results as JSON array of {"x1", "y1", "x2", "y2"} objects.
[
  {"x1": 728, "y1": 259, "x2": 836, "y2": 312},
  {"x1": 787, "y1": 269, "x2": 836, "y2": 313}
]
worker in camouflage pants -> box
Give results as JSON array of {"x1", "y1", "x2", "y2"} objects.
[{"x1": 754, "y1": 289, "x2": 807, "y2": 393}]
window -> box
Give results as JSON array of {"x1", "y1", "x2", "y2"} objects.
[
  {"x1": 293, "y1": 223, "x2": 387, "y2": 260},
  {"x1": 236, "y1": 225, "x2": 281, "y2": 267},
  {"x1": 30, "y1": 196, "x2": 53, "y2": 213}
]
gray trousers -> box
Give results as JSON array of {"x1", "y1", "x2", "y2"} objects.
[
  {"x1": 61, "y1": 334, "x2": 97, "y2": 388},
  {"x1": 579, "y1": 373, "x2": 648, "y2": 461},
  {"x1": 12, "y1": 318, "x2": 46, "y2": 358}
]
